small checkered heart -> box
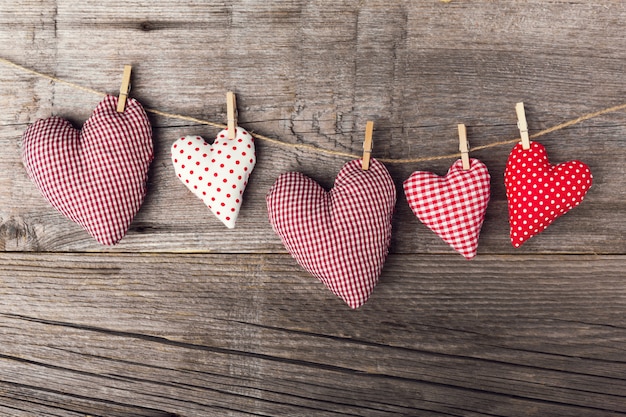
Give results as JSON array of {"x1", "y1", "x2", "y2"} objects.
[
  {"x1": 403, "y1": 158, "x2": 491, "y2": 260},
  {"x1": 266, "y1": 159, "x2": 396, "y2": 309},
  {"x1": 504, "y1": 141, "x2": 592, "y2": 247},
  {"x1": 21, "y1": 95, "x2": 153, "y2": 245},
  {"x1": 171, "y1": 128, "x2": 256, "y2": 228}
]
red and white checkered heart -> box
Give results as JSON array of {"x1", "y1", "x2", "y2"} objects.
[
  {"x1": 403, "y1": 159, "x2": 491, "y2": 260},
  {"x1": 504, "y1": 141, "x2": 592, "y2": 248},
  {"x1": 21, "y1": 95, "x2": 153, "y2": 246},
  {"x1": 171, "y1": 128, "x2": 256, "y2": 228},
  {"x1": 266, "y1": 159, "x2": 396, "y2": 309}
]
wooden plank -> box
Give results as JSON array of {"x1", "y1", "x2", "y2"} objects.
[
  {"x1": 0, "y1": 0, "x2": 624, "y2": 253},
  {"x1": 0, "y1": 1, "x2": 625, "y2": 416},
  {"x1": 0, "y1": 253, "x2": 624, "y2": 416}
]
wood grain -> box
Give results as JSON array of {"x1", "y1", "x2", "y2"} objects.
[
  {"x1": 0, "y1": 0, "x2": 625, "y2": 415},
  {"x1": 0, "y1": 253, "x2": 625, "y2": 416}
]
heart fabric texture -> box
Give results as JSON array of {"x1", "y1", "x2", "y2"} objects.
[
  {"x1": 266, "y1": 159, "x2": 396, "y2": 309},
  {"x1": 21, "y1": 95, "x2": 153, "y2": 245},
  {"x1": 504, "y1": 141, "x2": 592, "y2": 247},
  {"x1": 171, "y1": 128, "x2": 256, "y2": 228},
  {"x1": 403, "y1": 158, "x2": 491, "y2": 260}
]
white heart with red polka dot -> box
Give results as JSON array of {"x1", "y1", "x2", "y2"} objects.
[
  {"x1": 504, "y1": 141, "x2": 592, "y2": 247},
  {"x1": 171, "y1": 128, "x2": 256, "y2": 228}
]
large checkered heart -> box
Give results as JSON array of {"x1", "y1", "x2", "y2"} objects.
[
  {"x1": 21, "y1": 95, "x2": 153, "y2": 245},
  {"x1": 504, "y1": 141, "x2": 592, "y2": 247},
  {"x1": 171, "y1": 128, "x2": 256, "y2": 228},
  {"x1": 266, "y1": 159, "x2": 396, "y2": 309},
  {"x1": 403, "y1": 158, "x2": 490, "y2": 260}
]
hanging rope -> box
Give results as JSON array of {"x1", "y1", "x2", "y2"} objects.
[{"x1": 2, "y1": 57, "x2": 625, "y2": 164}]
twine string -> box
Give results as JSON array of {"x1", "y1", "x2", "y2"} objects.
[{"x1": 2, "y1": 57, "x2": 625, "y2": 164}]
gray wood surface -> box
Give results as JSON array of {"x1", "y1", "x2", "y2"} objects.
[{"x1": 0, "y1": 1, "x2": 625, "y2": 416}]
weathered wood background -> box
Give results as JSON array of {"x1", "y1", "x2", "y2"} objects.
[{"x1": 1, "y1": 1, "x2": 625, "y2": 416}]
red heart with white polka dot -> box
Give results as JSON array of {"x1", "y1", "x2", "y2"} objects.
[
  {"x1": 171, "y1": 128, "x2": 256, "y2": 228},
  {"x1": 504, "y1": 141, "x2": 592, "y2": 247}
]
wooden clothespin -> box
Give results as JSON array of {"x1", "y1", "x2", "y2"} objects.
[
  {"x1": 116, "y1": 65, "x2": 132, "y2": 113},
  {"x1": 458, "y1": 123, "x2": 470, "y2": 171},
  {"x1": 362, "y1": 121, "x2": 374, "y2": 171},
  {"x1": 227, "y1": 91, "x2": 237, "y2": 139},
  {"x1": 515, "y1": 102, "x2": 531, "y2": 150}
]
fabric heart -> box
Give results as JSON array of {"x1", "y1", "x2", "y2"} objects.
[
  {"x1": 266, "y1": 159, "x2": 396, "y2": 309},
  {"x1": 171, "y1": 128, "x2": 256, "y2": 228},
  {"x1": 403, "y1": 158, "x2": 491, "y2": 260},
  {"x1": 504, "y1": 141, "x2": 592, "y2": 247},
  {"x1": 21, "y1": 95, "x2": 153, "y2": 245}
]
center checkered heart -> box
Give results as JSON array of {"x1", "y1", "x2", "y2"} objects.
[
  {"x1": 21, "y1": 95, "x2": 153, "y2": 245},
  {"x1": 266, "y1": 159, "x2": 396, "y2": 309},
  {"x1": 403, "y1": 159, "x2": 491, "y2": 260}
]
